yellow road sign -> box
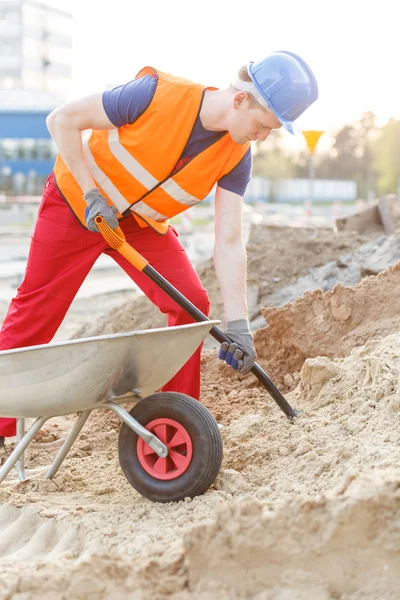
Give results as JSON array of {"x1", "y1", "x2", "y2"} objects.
[{"x1": 302, "y1": 130, "x2": 324, "y2": 154}]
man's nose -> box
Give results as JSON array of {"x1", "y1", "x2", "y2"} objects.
[{"x1": 257, "y1": 130, "x2": 270, "y2": 141}]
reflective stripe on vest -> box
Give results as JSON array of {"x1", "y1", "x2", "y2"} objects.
[
  {"x1": 82, "y1": 133, "x2": 131, "y2": 213},
  {"x1": 130, "y1": 201, "x2": 169, "y2": 221},
  {"x1": 83, "y1": 129, "x2": 201, "y2": 221}
]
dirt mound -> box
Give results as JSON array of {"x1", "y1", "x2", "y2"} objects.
[
  {"x1": 219, "y1": 331, "x2": 400, "y2": 494},
  {"x1": 2, "y1": 470, "x2": 399, "y2": 600},
  {"x1": 2, "y1": 223, "x2": 400, "y2": 599},
  {"x1": 198, "y1": 261, "x2": 400, "y2": 424},
  {"x1": 200, "y1": 353, "x2": 275, "y2": 425},
  {"x1": 70, "y1": 224, "x2": 369, "y2": 340},
  {"x1": 252, "y1": 261, "x2": 400, "y2": 393},
  {"x1": 1, "y1": 331, "x2": 400, "y2": 598},
  {"x1": 266, "y1": 232, "x2": 400, "y2": 308},
  {"x1": 197, "y1": 224, "x2": 370, "y2": 324},
  {"x1": 72, "y1": 294, "x2": 167, "y2": 339},
  {"x1": 184, "y1": 469, "x2": 400, "y2": 599}
]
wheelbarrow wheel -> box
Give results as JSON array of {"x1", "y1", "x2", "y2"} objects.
[{"x1": 118, "y1": 392, "x2": 223, "y2": 503}]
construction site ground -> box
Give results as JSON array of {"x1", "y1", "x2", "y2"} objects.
[{"x1": 0, "y1": 218, "x2": 399, "y2": 599}]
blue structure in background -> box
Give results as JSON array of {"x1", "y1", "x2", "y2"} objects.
[
  {"x1": 0, "y1": 111, "x2": 50, "y2": 139},
  {"x1": 0, "y1": 110, "x2": 56, "y2": 192}
]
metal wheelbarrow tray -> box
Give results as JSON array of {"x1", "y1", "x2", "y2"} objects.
[{"x1": 0, "y1": 321, "x2": 223, "y2": 502}]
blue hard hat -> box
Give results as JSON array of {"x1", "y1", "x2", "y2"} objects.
[{"x1": 248, "y1": 51, "x2": 318, "y2": 134}]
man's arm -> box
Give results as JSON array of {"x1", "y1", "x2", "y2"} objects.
[
  {"x1": 46, "y1": 93, "x2": 116, "y2": 194},
  {"x1": 213, "y1": 185, "x2": 256, "y2": 374},
  {"x1": 213, "y1": 185, "x2": 248, "y2": 322}
]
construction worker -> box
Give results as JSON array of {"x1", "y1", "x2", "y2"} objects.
[{"x1": 0, "y1": 51, "x2": 318, "y2": 440}]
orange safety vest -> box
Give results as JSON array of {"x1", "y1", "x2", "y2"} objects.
[{"x1": 53, "y1": 67, "x2": 250, "y2": 234}]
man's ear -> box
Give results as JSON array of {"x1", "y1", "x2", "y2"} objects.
[{"x1": 233, "y1": 91, "x2": 248, "y2": 109}]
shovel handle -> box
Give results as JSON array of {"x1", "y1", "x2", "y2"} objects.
[
  {"x1": 95, "y1": 216, "x2": 148, "y2": 271},
  {"x1": 95, "y1": 218, "x2": 299, "y2": 419}
]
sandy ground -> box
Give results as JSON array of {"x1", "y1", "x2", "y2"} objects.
[
  {"x1": 0, "y1": 221, "x2": 400, "y2": 599},
  {"x1": 70, "y1": 224, "x2": 375, "y2": 345}
]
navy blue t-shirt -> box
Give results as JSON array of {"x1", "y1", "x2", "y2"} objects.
[{"x1": 102, "y1": 75, "x2": 252, "y2": 197}]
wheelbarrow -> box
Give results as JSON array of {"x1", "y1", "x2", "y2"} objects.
[
  {"x1": 0, "y1": 216, "x2": 298, "y2": 503},
  {"x1": 0, "y1": 321, "x2": 223, "y2": 502}
]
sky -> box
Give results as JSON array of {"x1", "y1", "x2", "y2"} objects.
[{"x1": 44, "y1": 0, "x2": 399, "y2": 154}]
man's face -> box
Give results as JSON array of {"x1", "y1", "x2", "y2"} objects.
[{"x1": 227, "y1": 92, "x2": 282, "y2": 144}]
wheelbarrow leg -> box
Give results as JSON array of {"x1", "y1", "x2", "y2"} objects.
[
  {"x1": 15, "y1": 418, "x2": 27, "y2": 481},
  {"x1": 46, "y1": 410, "x2": 92, "y2": 480},
  {"x1": 0, "y1": 416, "x2": 49, "y2": 484},
  {"x1": 103, "y1": 402, "x2": 168, "y2": 458}
]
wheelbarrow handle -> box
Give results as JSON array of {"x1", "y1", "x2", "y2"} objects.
[{"x1": 95, "y1": 217, "x2": 299, "y2": 419}]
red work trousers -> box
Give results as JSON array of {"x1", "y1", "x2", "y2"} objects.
[{"x1": 0, "y1": 174, "x2": 210, "y2": 437}]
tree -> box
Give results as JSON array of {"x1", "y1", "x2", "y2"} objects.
[
  {"x1": 371, "y1": 118, "x2": 400, "y2": 196},
  {"x1": 357, "y1": 111, "x2": 380, "y2": 200},
  {"x1": 305, "y1": 112, "x2": 379, "y2": 199}
]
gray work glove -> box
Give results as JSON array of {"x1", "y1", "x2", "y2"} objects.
[
  {"x1": 83, "y1": 188, "x2": 119, "y2": 232},
  {"x1": 218, "y1": 318, "x2": 256, "y2": 375}
]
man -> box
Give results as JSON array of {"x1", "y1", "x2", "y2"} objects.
[{"x1": 0, "y1": 50, "x2": 318, "y2": 439}]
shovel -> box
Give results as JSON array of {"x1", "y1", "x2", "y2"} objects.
[{"x1": 95, "y1": 216, "x2": 299, "y2": 419}]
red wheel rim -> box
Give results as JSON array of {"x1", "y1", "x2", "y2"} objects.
[{"x1": 137, "y1": 418, "x2": 193, "y2": 480}]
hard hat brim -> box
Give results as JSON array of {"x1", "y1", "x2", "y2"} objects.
[{"x1": 279, "y1": 118, "x2": 300, "y2": 135}]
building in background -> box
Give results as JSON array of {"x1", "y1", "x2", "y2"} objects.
[{"x1": 0, "y1": 0, "x2": 72, "y2": 194}]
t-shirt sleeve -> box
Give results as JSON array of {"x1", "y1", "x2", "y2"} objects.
[
  {"x1": 102, "y1": 74, "x2": 157, "y2": 127},
  {"x1": 217, "y1": 148, "x2": 252, "y2": 197}
]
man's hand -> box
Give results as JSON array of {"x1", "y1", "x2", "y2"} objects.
[
  {"x1": 219, "y1": 319, "x2": 256, "y2": 375},
  {"x1": 83, "y1": 188, "x2": 119, "y2": 232}
]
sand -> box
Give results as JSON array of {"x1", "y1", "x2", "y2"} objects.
[
  {"x1": 0, "y1": 222, "x2": 399, "y2": 599},
  {"x1": 70, "y1": 224, "x2": 372, "y2": 340}
]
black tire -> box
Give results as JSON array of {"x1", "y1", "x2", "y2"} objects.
[{"x1": 118, "y1": 392, "x2": 223, "y2": 503}]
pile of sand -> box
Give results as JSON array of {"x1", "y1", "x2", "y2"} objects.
[
  {"x1": 256, "y1": 261, "x2": 400, "y2": 390},
  {"x1": 71, "y1": 224, "x2": 400, "y2": 348},
  {"x1": 71, "y1": 224, "x2": 371, "y2": 340},
  {"x1": 1, "y1": 470, "x2": 399, "y2": 600},
  {"x1": 265, "y1": 232, "x2": 400, "y2": 308},
  {"x1": 0, "y1": 328, "x2": 399, "y2": 598},
  {"x1": 198, "y1": 261, "x2": 400, "y2": 424},
  {"x1": 199, "y1": 223, "x2": 371, "y2": 324},
  {"x1": 1, "y1": 222, "x2": 400, "y2": 599}
]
